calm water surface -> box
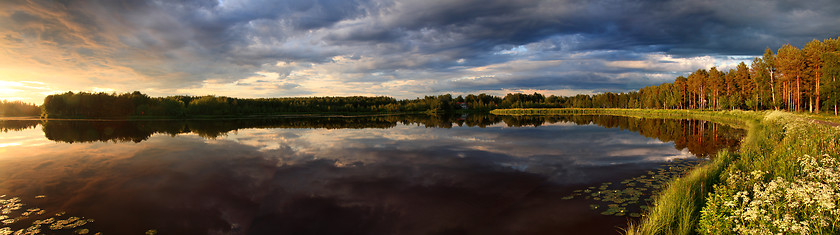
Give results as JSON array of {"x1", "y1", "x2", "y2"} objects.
[{"x1": 0, "y1": 115, "x2": 744, "y2": 234}]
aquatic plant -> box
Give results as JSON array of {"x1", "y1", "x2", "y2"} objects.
[
  {"x1": 0, "y1": 195, "x2": 99, "y2": 235},
  {"x1": 493, "y1": 108, "x2": 840, "y2": 234},
  {"x1": 562, "y1": 159, "x2": 702, "y2": 218}
]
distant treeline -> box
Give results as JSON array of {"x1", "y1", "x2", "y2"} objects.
[
  {"x1": 0, "y1": 100, "x2": 40, "y2": 117},
  {"x1": 35, "y1": 91, "x2": 615, "y2": 118},
  {"x1": 37, "y1": 91, "x2": 550, "y2": 118},
  {"x1": 11, "y1": 37, "x2": 840, "y2": 118},
  {"x1": 41, "y1": 92, "x2": 410, "y2": 118}
]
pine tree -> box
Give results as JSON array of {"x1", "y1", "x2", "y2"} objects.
[
  {"x1": 777, "y1": 44, "x2": 806, "y2": 112},
  {"x1": 804, "y1": 39, "x2": 828, "y2": 113},
  {"x1": 734, "y1": 62, "x2": 752, "y2": 109},
  {"x1": 823, "y1": 52, "x2": 840, "y2": 115}
]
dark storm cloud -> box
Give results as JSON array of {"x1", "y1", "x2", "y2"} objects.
[
  {"x1": 2, "y1": 0, "x2": 839, "y2": 96},
  {"x1": 449, "y1": 73, "x2": 631, "y2": 92},
  {"x1": 10, "y1": 11, "x2": 42, "y2": 24}
]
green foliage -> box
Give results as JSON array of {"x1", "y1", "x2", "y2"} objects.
[
  {"x1": 695, "y1": 111, "x2": 840, "y2": 234},
  {"x1": 40, "y1": 92, "x2": 484, "y2": 118},
  {"x1": 493, "y1": 108, "x2": 840, "y2": 234},
  {"x1": 823, "y1": 52, "x2": 840, "y2": 114},
  {"x1": 625, "y1": 151, "x2": 734, "y2": 235},
  {"x1": 697, "y1": 184, "x2": 735, "y2": 234},
  {"x1": 492, "y1": 108, "x2": 754, "y2": 235}
]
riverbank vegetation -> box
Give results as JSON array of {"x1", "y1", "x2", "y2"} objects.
[
  {"x1": 491, "y1": 108, "x2": 840, "y2": 234},
  {"x1": 486, "y1": 37, "x2": 840, "y2": 234},
  {"x1": 695, "y1": 112, "x2": 840, "y2": 234}
]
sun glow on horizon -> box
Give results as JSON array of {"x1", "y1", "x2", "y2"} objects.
[{"x1": 1, "y1": 0, "x2": 837, "y2": 106}]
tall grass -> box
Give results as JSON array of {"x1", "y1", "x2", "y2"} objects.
[
  {"x1": 492, "y1": 108, "x2": 840, "y2": 234},
  {"x1": 624, "y1": 150, "x2": 734, "y2": 235},
  {"x1": 696, "y1": 112, "x2": 840, "y2": 234}
]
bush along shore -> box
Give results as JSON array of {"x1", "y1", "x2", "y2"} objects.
[{"x1": 490, "y1": 108, "x2": 840, "y2": 235}]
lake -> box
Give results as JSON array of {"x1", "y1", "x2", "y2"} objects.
[{"x1": 0, "y1": 115, "x2": 744, "y2": 234}]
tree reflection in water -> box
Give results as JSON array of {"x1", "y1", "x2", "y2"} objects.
[
  {"x1": 1, "y1": 115, "x2": 743, "y2": 158},
  {"x1": 0, "y1": 114, "x2": 745, "y2": 234}
]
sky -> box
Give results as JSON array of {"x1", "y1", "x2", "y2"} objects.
[{"x1": 1, "y1": 0, "x2": 839, "y2": 104}]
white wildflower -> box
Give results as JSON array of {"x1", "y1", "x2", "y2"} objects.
[
  {"x1": 751, "y1": 170, "x2": 766, "y2": 180},
  {"x1": 722, "y1": 154, "x2": 840, "y2": 234}
]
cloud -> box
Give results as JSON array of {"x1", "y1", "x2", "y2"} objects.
[
  {"x1": 176, "y1": 72, "x2": 312, "y2": 97},
  {"x1": 1, "y1": 0, "x2": 839, "y2": 102}
]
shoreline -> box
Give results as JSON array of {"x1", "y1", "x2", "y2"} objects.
[
  {"x1": 491, "y1": 108, "x2": 840, "y2": 234},
  {"x1": 0, "y1": 112, "x2": 432, "y2": 121}
]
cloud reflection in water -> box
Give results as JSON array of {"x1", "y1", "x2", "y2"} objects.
[{"x1": 0, "y1": 116, "x2": 743, "y2": 234}]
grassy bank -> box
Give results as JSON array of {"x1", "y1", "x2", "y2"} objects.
[{"x1": 490, "y1": 108, "x2": 840, "y2": 234}]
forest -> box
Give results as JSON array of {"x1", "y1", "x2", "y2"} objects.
[
  {"x1": 572, "y1": 37, "x2": 840, "y2": 113},
  {"x1": 2, "y1": 37, "x2": 838, "y2": 118},
  {"x1": 36, "y1": 92, "x2": 477, "y2": 118},
  {"x1": 33, "y1": 91, "x2": 532, "y2": 118},
  {"x1": 0, "y1": 100, "x2": 40, "y2": 117}
]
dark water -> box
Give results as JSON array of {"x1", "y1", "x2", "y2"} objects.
[{"x1": 0, "y1": 115, "x2": 744, "y2": 234}]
